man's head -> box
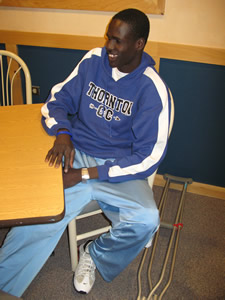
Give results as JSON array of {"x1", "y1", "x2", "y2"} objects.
[
  {"x1": 105, "y1": 8, "x2": 150, "y2": 73},
  {"x1": 112, "y1": 8, "x2": 150, "y2": 45}
]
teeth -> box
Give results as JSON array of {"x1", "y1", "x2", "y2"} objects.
[{"x1": 109, "y1": 54, "x2": 118, "y2": 58}]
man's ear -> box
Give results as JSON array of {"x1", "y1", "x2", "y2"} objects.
[{"x1": 136, "y1": 38, "x2": 145, "y2": 51}]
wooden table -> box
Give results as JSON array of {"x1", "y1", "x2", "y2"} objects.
[{"x1": 0, "y1": 104, "x2": 64, "y2": 227}]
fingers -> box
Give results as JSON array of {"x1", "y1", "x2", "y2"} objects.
[
  {"x1": 45, "y1": 147, "x2": 75, "y2": 172},
  {"x1": 70, "y1": 149, "x2": 75, "y2": 168},
  {"x1": 54, "y1": 153, "x2": 64, "y2": 168},
  {"x1": 45, "y1": 149, "x2": 53, "y2": 164},
  {"x1": 45, "y1": 149, "x2": 63, "y2": 168},
  {"x1": 64, "y1": 149, "x2": 75, "y2": 173},
  {"x1": 45, "y1": 136, "x2": 75, "y2": 171}
]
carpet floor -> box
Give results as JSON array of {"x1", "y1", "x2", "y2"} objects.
[{"x1": 1, "y1": 185, "x2": 224, "y2": 300}]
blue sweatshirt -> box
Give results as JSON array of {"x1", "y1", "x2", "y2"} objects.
[{"x1": 41, "y1": 47, "x2": 171, "y2": 183}]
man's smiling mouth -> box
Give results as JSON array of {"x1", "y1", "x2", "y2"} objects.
[{"x1": 108, "y1": 53, "x2": 118, "y2": 61}]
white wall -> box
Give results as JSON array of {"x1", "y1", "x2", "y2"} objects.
[{"x1": 0, "y1": 0, "x2": 224, "y2": 48}]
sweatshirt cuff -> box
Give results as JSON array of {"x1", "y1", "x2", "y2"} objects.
[
  {"x1": 41, "y1": 118, "x2": 72, "y2": 136},
  {"x1": 97, "y1": 165, "x2": 109, "y2": 181}
]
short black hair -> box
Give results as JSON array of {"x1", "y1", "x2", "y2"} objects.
[{"x1": 112, "y1": 8, "x2": 150, "y2": 44}]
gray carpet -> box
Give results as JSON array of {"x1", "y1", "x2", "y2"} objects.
[{"x1": 1, "y1": 186, "x2": 225, "y2": 300}]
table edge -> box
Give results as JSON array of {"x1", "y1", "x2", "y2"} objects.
[{"x1": 0, "y1": 209, "x2": 65, "y2": 228}]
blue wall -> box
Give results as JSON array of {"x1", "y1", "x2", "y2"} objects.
[
  {"x1": 18, "y1": 45, "x2": 87, "y2": 103},
  {"x1": 158, "y1": 59, "x2": 225, "y2": 187},
  {"x1": 15, "y1": 46, "x2": 225, "y2": 187}
]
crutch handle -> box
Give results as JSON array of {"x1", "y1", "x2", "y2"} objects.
[{"x1": 163, "y1": 173, "x2": 193, "y2": 184}]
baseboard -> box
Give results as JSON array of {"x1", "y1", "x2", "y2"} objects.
[{"x1": 154, "y1": 174, "x2": 225, "y2": 200}]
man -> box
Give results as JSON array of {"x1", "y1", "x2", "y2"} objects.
[{"x1": 0, "y1": 8, "x2": 171, "y2": 296}]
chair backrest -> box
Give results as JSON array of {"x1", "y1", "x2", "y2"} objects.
[
  {"x1": 147, "y1": 89, "x2": 175, "y2": 188},
  {"x1": 0, "y1": 50, "x2": 32, "y2": 105}
]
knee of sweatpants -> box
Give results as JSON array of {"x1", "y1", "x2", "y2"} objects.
[
  {"x1": 121, "y1": 206, "x2": 159, "y2": 245},
  {"x1": 141, "y1": 206, "x2": 160, "y2": 235}
]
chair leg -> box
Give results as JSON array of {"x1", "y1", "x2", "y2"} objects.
[{"x1": 68, "y1": 219, "x2": 78, "y2": 272}]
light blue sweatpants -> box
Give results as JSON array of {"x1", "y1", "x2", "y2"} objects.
[{"x1": 0, "y1": 149, "x2": 159, "y2": 297}]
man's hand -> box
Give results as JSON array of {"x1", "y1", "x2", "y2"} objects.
[
  {"x1": 63, "y1": 168, "x2": 82, "y2": 189},
  {"x1": 45, "y1": 133, "x2": 75, "y2": 173},
  {"x1": 63, "y1": 167, "x2": 99, "y2": 189}
]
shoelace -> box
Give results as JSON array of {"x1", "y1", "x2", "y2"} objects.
[{"x1": 76, "y1": 254, "x2": 95, "y2": 276}]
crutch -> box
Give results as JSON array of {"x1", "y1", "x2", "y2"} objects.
[{"x1": 137, "y1": 174, "x2": 193, "y2": 300}]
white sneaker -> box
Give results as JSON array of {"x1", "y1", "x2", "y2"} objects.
[{"x1": 74, "y1": 240, "x2": 96, "y2": 294}]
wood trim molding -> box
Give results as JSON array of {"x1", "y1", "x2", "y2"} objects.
[
  {"x1": 0, "y1": 0, "x2": 165, "y2": 15},
  {"x1": 1, "y1": 30, "x2": 225, "y2": 66},
  {"x1": 0, "y1": 30, "x2": 104, "y2": 52},
  {"x1": 154, "y1": 174, "x2": 225, "y2": 200},
  {"x1": 145, "y1": 42, "x2": 225, "y2": 66}
]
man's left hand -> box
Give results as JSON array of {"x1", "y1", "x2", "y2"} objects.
[{"x1": 63, "y1": 168, "x2": 82, "y2": 189}]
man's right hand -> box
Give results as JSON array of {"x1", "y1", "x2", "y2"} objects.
[{"x1": 45, "y1": 133, "x2": 75, "y2": 173}]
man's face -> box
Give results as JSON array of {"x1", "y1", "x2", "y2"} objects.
[{"x1": 105, "y1": 19, "x2": 142, "y2": 73}]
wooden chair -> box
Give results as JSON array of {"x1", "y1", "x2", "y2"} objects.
[
  {"x1": 68, "y1": 89, "x2": 175, "y2": 271},
  {"x1": 0, "y1": 50, "x2": 32, "y2": 105}
]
